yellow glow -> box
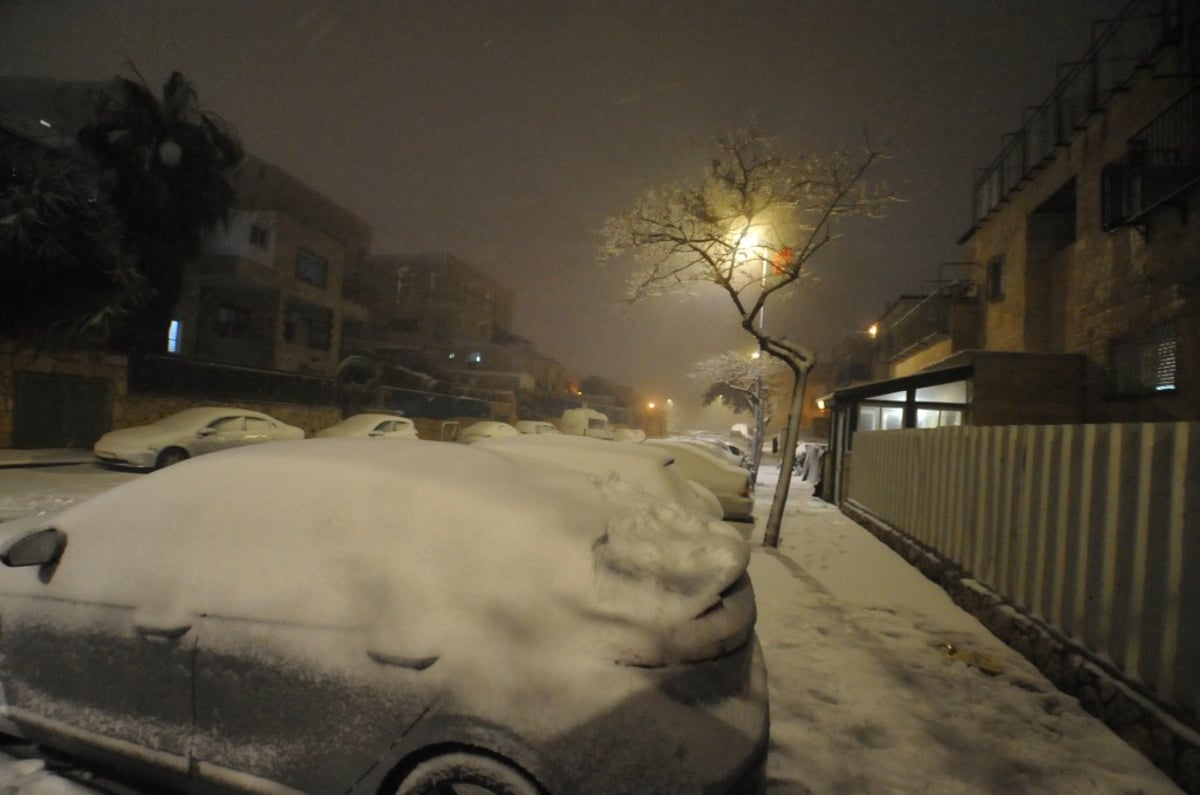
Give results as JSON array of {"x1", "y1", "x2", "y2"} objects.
[
  {"x1": 647, "y1": 402, "x2": 656, "y2": 410},
  {"x1": 816, "y1": 398, "x2": 827, "y2": 411},
  {"x1": 867, "y1": 323, "x2": 879, "y2": 339}
]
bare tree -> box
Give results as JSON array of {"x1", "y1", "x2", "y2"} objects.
[
  {"x1": 602, "y1": 128, "x2": 894, "y2": 546},
  {"x1": 690, "y1": 350, "x2": 786, "y2": 482}
]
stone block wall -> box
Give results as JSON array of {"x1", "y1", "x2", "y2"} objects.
[{"x1": 0, "y1": 342, "x2": 126, "y2": 448}]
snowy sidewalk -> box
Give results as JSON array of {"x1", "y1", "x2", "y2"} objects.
[{"x1": 747, "y1": 463, "x2": 1180, "y2": 793}]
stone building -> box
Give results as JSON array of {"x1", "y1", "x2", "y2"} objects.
[
  {"x1": 958, "y1": 1, "x2": 1198, "y2": 423},
  {"x1": 825, "y1": 0, "x2": 1199, "y2": 497},
  {"x1": 345, "y1": 253, "x2": 577, "y2": 398},
  {"x1": 173, "y1": 155, "x2": 372, "y2": 377}
]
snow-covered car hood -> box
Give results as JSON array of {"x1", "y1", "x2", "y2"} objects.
[{"x1": 94, "y1": 425, "x2": 187, "y2": 449}]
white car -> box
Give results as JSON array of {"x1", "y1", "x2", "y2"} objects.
[
  {"x1": 643, "y1": 439, "x2": 755, "y2": 522},
  {"x1": 316, "y1": 413, "x2": 419, "y2": 440},
  {"x1": 671, "y1": 436, "x2": 747, "y2": 468},
  {"x1": 0, "y1": 440, "x2": 767, "y2": 794},
  {"x1": 458, "y1": 420, "x2": 519, "y2": 444},
  {"x1": 92, "y1": 407, "x2": 305, "y2": 470},
  {"x1": 514, "y1": 420, "x2": 560, "y2": 435},
  {"x1": 478, "y1": 434, "x2": 722, "y2": 519}
]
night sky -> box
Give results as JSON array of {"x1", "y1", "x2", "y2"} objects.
[{"x1": 1, "y1": 0, "x2": 1124, "y2": 429}]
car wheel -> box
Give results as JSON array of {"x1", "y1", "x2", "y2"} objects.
[
  {"x1": 155, "y1": 447, "x2": 190, "y2": 469},
  {"x1": 394, "y1": 751, "x2": 542, "y2": 795}
]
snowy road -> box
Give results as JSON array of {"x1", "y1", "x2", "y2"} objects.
[{"x1": 0, "y1": 459, "x2": 1182, "y2": 794}]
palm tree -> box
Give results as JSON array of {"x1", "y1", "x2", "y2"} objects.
[
  {"x1": 78, "y1": 69, "x2": 243, "y2": 352},
  {"x1": 0, "y1": 140, "x2": 145, "y2": 342}
]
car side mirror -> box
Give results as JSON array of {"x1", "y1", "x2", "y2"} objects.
[
  {"x1": 197, "y1": 427, "x2": 217, "y2": 438},
  {"x1": 0, "y1": 528, "x2": 67, "y2": 567},
  {"x1": 368, "y1": 431, "x2": 384, "y2": 437}
]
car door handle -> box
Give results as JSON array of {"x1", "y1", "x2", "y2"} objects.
[{"x1": 135, "y1": 621, "x2": 192, "y2": 640}]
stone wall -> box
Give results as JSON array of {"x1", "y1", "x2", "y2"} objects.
[
  {"x1": 842, "y1": 502, "x2": 1200, "y2": 794},
  {"x1": 0, "y1": 342, "x2": 342, "y2": 446},
  {"x1": 0, "y1": 342, "x2": 126, "y2": 448}
]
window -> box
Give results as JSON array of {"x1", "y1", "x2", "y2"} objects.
[
  {"x1": 166, "y1": 320, "x2": 181, "y2": 353},
  {"x1": 986, "y1": 257, "x2": 1005, "y2": 302},
  {"x1": 916, "y1": 408, "x2": 963, "y2": 428},
  {"x1": 215, "y1": 305, "x2": 251, "y2": 338},
  {"x1": 1110, "y1": 324, "x2": 1178, "y2": 396},
  {"x1": 249, "y1": 224, "x2": 270, "y2": 249},
  {"x1": 295, "y1": 249, "x2": 328, "y2": 289},
  {"x1": 284, "y1": 299, "x2": 332, "y2": 350}
]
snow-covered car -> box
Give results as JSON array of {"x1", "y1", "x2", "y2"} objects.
[
  {"x1": 672, "y1": 435, "x2": 749, "y2": 468},
  {"x1": 478, "y1": 433, "x2": 722, "y2": 519},
  {"x1": 514, "y1": 419, "x2": 560, "y2": 435},
  {"x1": 613, "y1": 427, "x2": 647, "y2": 442},
  {"x1": 458, "y1": 420, "x2": 519, "y2": 444},
  {"x1": 92, "y1": 406, "x2": 305, "y2": 469},
  {"x1": 315, "y1": 413, "x2": 420, "y2": 440},
  {"x1": 643, "y1": 438, "x2": 755, "y2": 522},
  {"x1": 0, "y1": 440, "x2": 768, "y2": 794}
]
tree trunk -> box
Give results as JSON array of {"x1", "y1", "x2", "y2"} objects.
[
  {"x1": 749, "y1": 377, "x2": 765, "y2": 486},
  {"x1": 761, "y1": 364, "x2": 810, "y2": 548}
]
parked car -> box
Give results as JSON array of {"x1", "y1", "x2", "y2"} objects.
[
  {"x1": 478, "y1": 433, "x2": 722, "y2": 519},
  {"x1": 643, "y1": 439, "x2": 755, "y2": 522},
  {"x1": 458, "y1": 420, "x2": 520, "y2": 444},
  {"x1": 613, "y1": 427, "x2": 647, "y2": 442},
  {"x1": 671, "y1": 435, "x2": 747, "y2": 468},
  {"x1": 560, "y1": 407, "x2": 613, "y2": 439},
  {"x1": 92, "y1": 406, "x2": 305, "y2": 470},
  {"x1": 514, "y1": 420, "x2": 560, "y2": 435},
  {"x1": 316, "y1": 413, "x2": 420, "y2": 440},
  {"x1": 0, "y1": 440, "x2": 768, "y2": 794}
]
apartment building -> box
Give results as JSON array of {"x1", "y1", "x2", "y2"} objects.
[
  {"x1": 823, "y1": 0, "x2": 1199, "y2": 501},
  {"x1": 174, "y1": 156, "x2": 372, "y2": 377}
]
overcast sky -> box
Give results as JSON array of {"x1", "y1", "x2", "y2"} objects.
[{"x1": 0, "y1": 0, "x2": 1125, "y2": 429}]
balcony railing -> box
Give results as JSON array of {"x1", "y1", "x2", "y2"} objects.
[
  {"x1": 970, "y1": 0, "x2": 1182, "y2": 226},
  {"x1": 883, "y1": 280, "x2": 978, "y2": 362},
  {"x1": 1103, "y1": 85, "x2": 1200, "y2": 228}
]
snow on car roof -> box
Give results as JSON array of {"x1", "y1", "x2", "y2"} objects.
[
  {"x1": 149, "y1": 406, "x2": 266, "y2": 428},
  {"x1": 3, "y1": 440, "x2": 746, "y2": 675},
  {"x1": 325, "y1": 413, "x2": 410, "y2": 429}
]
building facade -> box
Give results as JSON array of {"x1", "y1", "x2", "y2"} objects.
[
  {"x1": 959, "y1": 0, "x2": 1198, "y2": 423},
  {"x1": 174, "y1": 156, "x2": 372, "y2": 377}
]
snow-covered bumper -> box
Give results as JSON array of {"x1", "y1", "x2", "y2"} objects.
[{"x1": 92, "y1": 446, "x2": 157, "y2": 469}]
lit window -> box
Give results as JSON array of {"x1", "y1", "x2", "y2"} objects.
[
  {"x1": 167, "y1": 320, "x2": 181, "y2": 353},
  {"x1": 1110, "y1": 324, "x2": 1178, "y2": 396}
]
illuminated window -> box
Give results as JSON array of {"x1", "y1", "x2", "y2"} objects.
[
  {"x1": 166, "y1": 320, "x2": 181, "y2": 353},
  {"x1": 1110, "y1": 324, "x2": 1177, "y2": 396}
]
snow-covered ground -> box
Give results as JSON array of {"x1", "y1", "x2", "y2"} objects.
[{"x1": 0, "y1": 457, "x2": 1182, "y2": 793}]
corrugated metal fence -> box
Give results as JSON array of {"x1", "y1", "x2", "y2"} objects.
[{"x1": 846, "y1": 423, "x2": 1200, "y2": 720}]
